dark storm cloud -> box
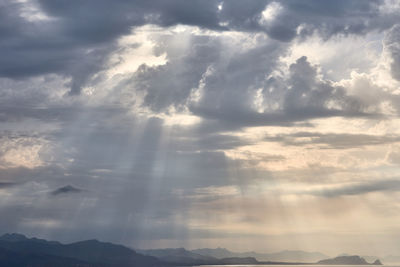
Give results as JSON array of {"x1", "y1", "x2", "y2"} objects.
[
  {"x1": 0, "y1": 0, "x2": 397, "y2": 94},
  {"x1": 0, "y1": 0, "x2": 221, "y2": 94},
  {"x1": 265, "y1": 132, "x2": 400, "y2": 149},
  {"x1": 0, "y1": 0, "x2": 114, "y2": 95},
  {"x1": 51, "y1": 185, "x2": 84, "y2": 196},
  {"x1": 34, "y1": 0, "x2": 397, "y2": 43},
  {"x1": 220, "y1": 0, "x2": 395, "y2": 41},
  {"x1": 38, "y1": 0, "x2": 222, "y2": 35},
  {"x1": 308, "y1": 179, "x2": 400, "y2": 198}
]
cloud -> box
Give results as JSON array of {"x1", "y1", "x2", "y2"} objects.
[
  {"x1": 0, "y1": 182, "x2": 17, "y2": 189},
  {"x1": 385, "y1": 24, "x2": 400, "y2": 81},
  {"x1": 129, "y1": 31, "x2": 376, "y2": 131},
  {"x1": 0, "y1": 0, "x2": 115, "y2": 95},
  {"x1": 2, "y1": 0, "x2": 400, "y2": 254},
  {"x1": 190, "y1": 55, "x2": 375, "y2": 130},
  {"x1": 0, "y1": 0, "x2": 398, "y2": 95},
  {"x1": 51, "y1": 185, "x2": 84, "y2": 196},
  {"x1": 0, "y1": 0, "x2": 222, "y2": 95},
  {"x1": 265, "y1": 132, "x2": 400, "y2": 149},
  {"x1": 306, "y1": 179, "x2": 400, "y2": 198},
  {"x1": 220, "y1": 0, "x2": 398, "y2": 41}
]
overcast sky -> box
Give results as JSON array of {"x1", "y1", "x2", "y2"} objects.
[{"x1": 2, "y1": 0, "x2": 400, "y2": 256}]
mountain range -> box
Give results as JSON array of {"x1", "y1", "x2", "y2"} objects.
[
  {"x1": 0, "y1": 233, "x2": 161, "y2": 267},
  {"x1": 0, "y1": 234, "x2": 264, "y2": 266},
  {"x1": 139, "y1": 247, "x2": 329, "y2": 263},
  {"x1": 0, "y1": 233, "x2": 390, "y2": 266},
  {"x1": 190, "y1": 247, "x2": 329, "y2": 262},
  {"x1": 136, "y1": 248, "x2": 219, "y2": 265}
]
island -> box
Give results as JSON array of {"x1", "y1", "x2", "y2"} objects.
[{"x1": 317, "y1": 255, "x2": 383, "y2": 265}]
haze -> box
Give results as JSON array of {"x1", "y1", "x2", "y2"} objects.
[{"x1": 1, "y1": 0, "x2": 400, "y2": 257}]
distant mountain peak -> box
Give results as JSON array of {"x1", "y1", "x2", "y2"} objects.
[
  {"x1": 0, "y1": 233, "x2": 28, "y2": 242},
  {"x1": 0, "y1": 233, "x2": 61, "y2": 245}
]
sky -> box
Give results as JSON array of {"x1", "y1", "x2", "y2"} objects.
[{"x1": 1, "y1": 0, "x2": 400, "y2": 257}]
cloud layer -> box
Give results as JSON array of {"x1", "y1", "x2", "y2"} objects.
[{"x1": 1, "y1": 0, "x2": 400, "y2": 256}]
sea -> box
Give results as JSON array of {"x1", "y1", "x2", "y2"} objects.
[{"x1": 198, "y1": 265, "x2": 400, "y2": 267}]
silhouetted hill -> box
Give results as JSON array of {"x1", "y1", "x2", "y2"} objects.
[
  {"x1": 0, "y1": 233, "x2": 161, "y2": 267},
  {"x1": 220, "y1": 257, "x2": 259, "y2": 264},
  {"x1": 264, "y1": 250, "x2": 329, "y2": 262},
  {"x1": 0, "y1": 233, "x2": 384, "y2": 266},
  {"x1": 318, "y1": 255, "x2": 381, "y2": 265},
  {"x1": 139, "y1": 248, "x2": 276, "y2": 265},
  {"x1": 337, "y1": 253, "x2": 380, "y2": 264},
  {"x1": 138, "y1": 248, "x2": 219, "y2": 265},
  {"x1": 191, "y1": 247, "x2": 236, "y2": 258},
  {"x1": 0, "y1": 233, "x2": 29, "y2": 242},
  {"x1": 0, "y1": 246, "x2": 86, "y2": 267},
  {"x1": 0, "y1": 234, "x2": 269, "y2": 266},
  {"x1": 192, "y1": 247, "x2": 328, "y2": 262},
  {"x1": 0, "y1": 233, "x2": 61, "y2": 245}
]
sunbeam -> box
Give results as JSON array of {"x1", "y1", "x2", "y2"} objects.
[{"x1": 1, "y1": 1, "x2": 400, "y2": 266}]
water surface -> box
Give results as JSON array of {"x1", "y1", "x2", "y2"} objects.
[{"x1": 199, "y1": 265, "x2": 400, "y2": 267}]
